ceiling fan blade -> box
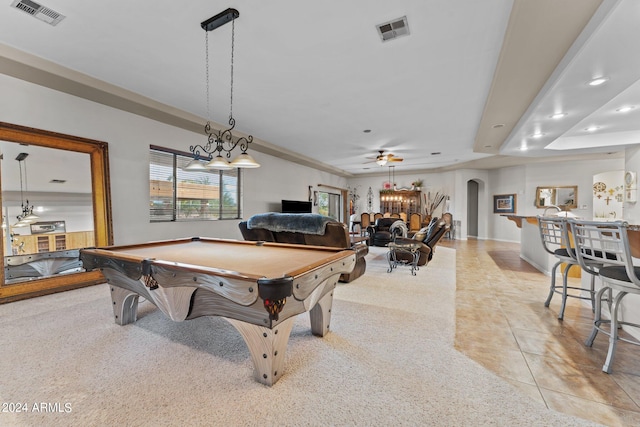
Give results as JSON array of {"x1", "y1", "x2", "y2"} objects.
[{"x1": 388, "y1": 157, "x2": 403, "y2": 162}]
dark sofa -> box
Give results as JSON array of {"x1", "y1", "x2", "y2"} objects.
[{"x1": 238, "y1": 213, "x2": 368, "y2": 282}]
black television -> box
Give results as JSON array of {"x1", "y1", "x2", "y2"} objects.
[{"x1": 281, "y1": 200, "x2": 312, "y2": 214}]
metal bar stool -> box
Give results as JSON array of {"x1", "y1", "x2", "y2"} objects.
[
  {"x1": 568, "y1": 219, "x2": 640, "y2": 373},
  {"x1": 538, "y1": 216, "x2": 595, "y2": 320}
]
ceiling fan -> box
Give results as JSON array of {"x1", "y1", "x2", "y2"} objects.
[{"x1": 368, "y1": 150, "x2": 403, "y2": 166}]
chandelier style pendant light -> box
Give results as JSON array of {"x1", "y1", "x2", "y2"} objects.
[
  {"x1": 14, "y1": 152, "x2": 39, "y2": 227},
  {"x1": 187, "y1": 8, "x2": 260, "y2": 170}
]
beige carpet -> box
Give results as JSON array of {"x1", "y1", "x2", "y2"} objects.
[{"x1": 0, "y1": 246, "x2": 599, "y2": 426}]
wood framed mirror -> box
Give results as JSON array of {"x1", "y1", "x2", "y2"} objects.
[
  {"x1": 0, "y1": 122, "x2": 112, "y2": 303},
  {"x1": 535, "y1": 185, "x2": 578, "y2": 210}
]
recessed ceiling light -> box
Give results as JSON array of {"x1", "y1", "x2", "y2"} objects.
[
  {"x1": 616, "y1": 106, "x2": 635, "y2": 113},
  {"x1": 431, "y1": 152, "x2": 441, "y2": 155},
  {"x1": 520, "y1": 144, "x2": 528, "y2": 151},
  {"x1": 491, "y1": 123, "x2": 505, "y2": 129},
  {"x1": 550, "y1": 113, "x2": 567, "y2": 119},
  {"x1": 587, "y1": 77, "x2": 609, "y2": 86},
  {"x1": 532, "y1": 132, "x2": 545, "y2": 138},
  {"x1": 484, "y1": 145, "x2": 492, "y2": 148},
  {"x1": 585, "y1": 126, "x2": 600, "y2": 132},
  {"x1": 363, "y1": 129, "x2": 371, "y2": 133}
]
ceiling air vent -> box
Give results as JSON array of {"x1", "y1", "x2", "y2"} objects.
[
  {"x1": 11, "y1": 0, "x2": 65, "y2": 26},
  {"x1": 376, "y1": 16, "x2": 409, "y2": 42}
]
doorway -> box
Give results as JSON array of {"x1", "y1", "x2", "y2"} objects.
[{"x1": 467, "y1": 180, "x2": 479, "y2": 238}]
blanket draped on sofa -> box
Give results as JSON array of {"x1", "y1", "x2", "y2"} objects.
[{"x1": 247, "y1": 213, "x2": 334, "y2": 235}]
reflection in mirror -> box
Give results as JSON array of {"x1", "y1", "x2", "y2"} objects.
[
  {"x1": 535, "y1": 186, "x2": 578, "y2": 209},
  {"x1": 0, "y1": 122, "x2": 112, "y2": 303},
  {"x1": 1, "y1": 142, "x2": 94, "y2": 284}
]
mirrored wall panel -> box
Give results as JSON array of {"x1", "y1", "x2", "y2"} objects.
[
  {"x1": 0, "y1": 122, "x2": 112, "y2": 303},
  {"x1": 1, "y1": 142, "x2": 94, "y2": 284}
]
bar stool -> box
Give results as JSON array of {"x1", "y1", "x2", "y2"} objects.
[
  {"x1": 538, "y1": 216, "x2": 595, "y2": 320},
  {"x1": 568, "y1": 219, "x2": 640, "y2": 373}
]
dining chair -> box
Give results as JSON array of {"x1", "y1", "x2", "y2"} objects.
[
  {"x1": 409, "y1": 213, "x2": 422, "y2": 233},
  {"x1": 360, "y1": 212, "x2": 371, "y2": 237}
]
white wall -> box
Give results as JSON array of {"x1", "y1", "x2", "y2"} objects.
[
  {"x1": 618, "y1": 146, "x2": 640, "y2": 339},
  {"x1": 8, "y1": 206, "x2": 94, "y2": 235},
  {"x1": 483, "y1": 158, "x2": 624, "y2": 244},
  {"x1": 347, "y1": 169, "x2": 455, "y2": 218},
  {"x1": 0, "y1": 74, "x2": 344, "y2": 245},
  {"x1": 624, "y1": 146, "x2": 640, "y2": 224},
  {"x1": 488, "y1": 166, "x2": 525, "y2": 243},
  {"x1": 592, "y1": 170, "x2": 624, "y2": 219}
]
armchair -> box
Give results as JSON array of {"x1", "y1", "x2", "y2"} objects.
[
  {"x1": 393, "y1": 216, "x2": 449, "y2": 266},
  {"x1": 367, "y1": 217, "x2": 404, "y2": 247}
]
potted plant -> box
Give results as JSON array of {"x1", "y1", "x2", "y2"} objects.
[{"x1": 412, "y1": 179, "x2": 423, "y2": 191}]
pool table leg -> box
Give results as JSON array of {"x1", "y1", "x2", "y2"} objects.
[
  {"x1": 309, "y1": 289, "x2": 334, "y2": 337},
  {"x1": 226, "y1": 317, "x2": 295, "y2": 386},
  {"x1": 110, "y1": 285, "x2": 139, "y2": 326}
]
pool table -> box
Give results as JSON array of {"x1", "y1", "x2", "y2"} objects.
[
  {"x1": 80, "y1": 237, "x2": 356, "y2": 386},
  {"x1": 5, "y1": 249, "x2": 83, "y2": 283}
]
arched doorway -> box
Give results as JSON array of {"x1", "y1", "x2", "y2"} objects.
[{"x1": 467, "y1": 180, "x2": 479, "y2": 238}]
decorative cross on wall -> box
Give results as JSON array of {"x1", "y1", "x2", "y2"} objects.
[{"x1": 604, "y1": 196, "x2": 612, "y2": 205}]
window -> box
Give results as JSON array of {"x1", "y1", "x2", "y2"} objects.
[
  {"x1": 317, "y1": 191, "x2": 342, "y2": 221},
  {"x1": 149, "y1": 146, "x2": 241, "y2": 222}
]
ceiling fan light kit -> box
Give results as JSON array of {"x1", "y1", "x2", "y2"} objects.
[{"x1": 372, "y1": 150, "x2": 403, "y2": 167}]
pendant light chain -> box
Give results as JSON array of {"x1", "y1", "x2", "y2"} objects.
[
  {"x1": 19, "y1": 160, "x2": 24, "y2": 208},
  {"x1": 24, "y1": 157, "x2": 33, "y2": 214},
  {"x1": 229, "y1": 18, "x2": 235, "y2": 121},
  {"x1": 205, "y1": 31, "x2": 210, "y2": 123},
  {"x1": 24, "y1": 158, "x2": 28, "y2": 205}
]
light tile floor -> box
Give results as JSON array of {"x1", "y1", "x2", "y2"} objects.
[{"x1": 440, "y1": 238, "x2": 640, "y2": 427}]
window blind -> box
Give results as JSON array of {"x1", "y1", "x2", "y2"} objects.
[{"x1": 149, "y1": 146, "x2": 242, "y2": 222}]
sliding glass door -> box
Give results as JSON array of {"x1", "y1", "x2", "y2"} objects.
[{"x1": 317, "y1": 191, "x2": 342, "y2": 221}]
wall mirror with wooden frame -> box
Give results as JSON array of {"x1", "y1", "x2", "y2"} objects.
[
  {"x1": 0, "y1": 122, "x2": 112, "y2": 303},
  {"x1": 535, "y1": 185, "x2": 578, "y2": 209}
]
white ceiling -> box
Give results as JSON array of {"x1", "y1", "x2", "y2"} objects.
[
  {"x1": 0, "y1": 0, "x2": 637, "y2": 177},
  {"x1": 0, "y1": 140, "x2": 91, "y2": 193}
]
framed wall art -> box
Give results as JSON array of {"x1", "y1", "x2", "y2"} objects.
[{"x1": 493, "y1": 194, "x2": 516, "y2": 214}]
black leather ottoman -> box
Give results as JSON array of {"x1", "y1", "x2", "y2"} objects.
[{"x1": 373, "y1": 231, "x2": 392, "y2": 247}]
